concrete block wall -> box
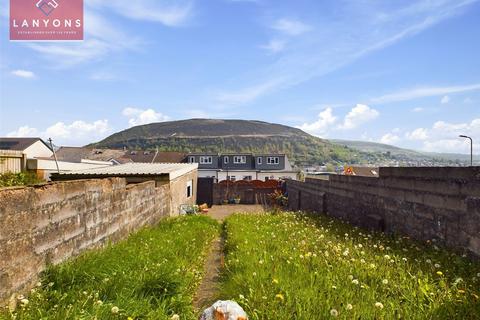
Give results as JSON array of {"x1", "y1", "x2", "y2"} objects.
[
  {"x1": 0, "y1": 178, "x2": 170, "y2": 305},
  {"x1": 287, "y1": 167, "x2": 480, "y2": 257}
]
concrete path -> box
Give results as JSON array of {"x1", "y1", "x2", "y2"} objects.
[
  {"x1": 206, "y1": 204, "x2": 265, "y2": 221},
  {"x1": 193, "y1": 204, "x2": 264, "y2": 314}
]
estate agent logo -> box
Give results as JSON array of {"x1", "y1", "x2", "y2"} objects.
[
  {"x1": 36, "y1": 0, "x2": 59, "y2": 16},
  {"x1": 10, "y1": 0, "x2": 84, "y2": 41}
]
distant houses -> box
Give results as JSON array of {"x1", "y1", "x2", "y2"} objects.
[
  {"x1": 185, "y1": 152, "x2": 299, "y2": 181},
  {"x1": 0, "y1": 138, "x2": 112, "y2": 179},
  {"x1": 1, "y1": 138, "x2": 299, "y2": 182}
]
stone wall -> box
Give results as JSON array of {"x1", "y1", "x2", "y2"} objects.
[
  {"x1": 287, "y1": 167, "x2": 480, "y2": 257},
  {"x1": 169, "y1": 169, "x2": 198, "y2": 215},
  {"x1": 0, "y1": 178, "x2": 170, "y2": 305}
]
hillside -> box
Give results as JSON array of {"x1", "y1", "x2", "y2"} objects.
[
  {"x1": 330, "y1": 139, "x2": 475, "y2": 165},
  {"x1": 91, "y1": 119, "x2": 385, "y2": 166}
]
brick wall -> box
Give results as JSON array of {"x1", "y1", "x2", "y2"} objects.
[
  {"x1": 0, "y1": 178, "x2": 170, "y2": 305},
  {"x1": 287, "y1": 167, "x2": 480, "y2": 257},
  {"x1": 213, "y1": 183, "x2": 279, "y2": 204}
]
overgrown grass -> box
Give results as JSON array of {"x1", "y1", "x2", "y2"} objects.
[
  {"x1": 2, "y1": 216, "x2": 219, "y2": 320},
  {"x1": 220, "y1": 212, "x2": 480, "y2": 319}
]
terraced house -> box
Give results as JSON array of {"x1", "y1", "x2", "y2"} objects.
[{"x1": 186, "y1": 153, "x2": 298, "y2": 181}]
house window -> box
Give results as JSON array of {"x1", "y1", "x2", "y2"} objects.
[
  {"x1": 199, "y1": 156, "x2": 213, "y2": 164},
  {"x1": 224, "y1": 156, "x2": 229, "y2": 164},
  {"x1": 267, "y1": 157, "x2": 280, "y2": 165},
  {"x1": 228, "y1": 176, "x2": 236, "y2": 181},
  {"x1": 186, "y1": 180, "x2": 193, "y2": 198},
  {"x1": 257, "y1": 157, "x2": 262, "y2": 165},
  {"x1": 243, "y1": 176, "x2": 252, "y2": 181},
  {"x1": 188, "y1": 156, "x2": 195, "y2": 163},
  {"x1": 233, "y1": 156, "x2": 246, "y2": 164}
]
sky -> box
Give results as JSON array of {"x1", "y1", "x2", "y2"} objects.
[{"x1": 1, "y1": 0, "x2": 479, "y2": 154}]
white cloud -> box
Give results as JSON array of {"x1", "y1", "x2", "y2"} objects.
[
  {"x1": 339, "y1": 104, "x2": 379, "y2": 130},
  {"x1": 7, "y1": 126, "x2": 39, "y2": 137},
  {"x1": 214, "y1": 1, "x2": 477, "y2": 106},
  {"x1": 260, "y1": 39, "x2": 286, "y2": 54},
  {"x1": 11, "y1": 70, "x2": 35, "y2": 79},
  {"x1": 296, "y1": 107, "x2": 336, "y2": 137},
  {"x1": 25, "y1": 10, "x2": 141, "y2": 67},
  {"x1": 271, "y1": 18, "x2": 311, "y2": 36},
  {"x1": 380, "y1": 133, "x2": 400, "y2": 145},
  {"x1": 406, "y1": 128, "x2": 428, "y2": 140},
  {"x1": 8, "y1": 120, "x2": 112, "y2": 146},
  {"x1": 122, "y1": 107, "x2": 171, "y2": 127},
  {"x1": 412, "y1": 107, "x2": 424, "y2": 112},
  {"x1": 408, "y1": 118, "x2": 480, "y2": 153},
  {"x1": 215, "y1": 77, "x2": 286, "y2": 105},
  {"x1": 440, "y1": 95, "x2": 450, "y2": 104},
  {"x1": 90, "y1": 71, "x2": 118, "y2": 81},
  {"x1": 87, "y1": 0, "x2": 194, "y2": 26},
  {"x1": 371, "y1": 83, "x2": 480, "y2": 104}
]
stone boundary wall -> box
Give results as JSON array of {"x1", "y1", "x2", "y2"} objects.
[
  {"x1": 287, "y1": 167, "x2": 480, "y2": 257},
  {"x1": 0, "y1": 178, "x2": 170, "y2": 305}
]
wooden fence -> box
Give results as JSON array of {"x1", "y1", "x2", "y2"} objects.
[{"x1": 0, "y1": 150, "x2": 26, "y2": 174}]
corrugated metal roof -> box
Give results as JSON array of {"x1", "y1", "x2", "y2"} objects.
[{"x1": 56, "y1": 162, "x2": 198, "y2": 180}]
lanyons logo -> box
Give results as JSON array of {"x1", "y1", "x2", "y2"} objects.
[{"x1": 36, "y1": 0, "x2": 59, "y2": 16}]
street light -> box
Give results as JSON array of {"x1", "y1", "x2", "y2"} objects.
[{"x1": 459, "y1": 135, "x2": 473, "y2": 166}]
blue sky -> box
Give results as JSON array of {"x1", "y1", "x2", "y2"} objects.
[{"x1": 1, "y1": 0, "x2": 479, "y2": 154}]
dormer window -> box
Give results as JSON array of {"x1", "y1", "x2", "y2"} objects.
[
  {"x1": 233, "y1": 156, "x2": 246, "y2": 164},
  {"x1": 257, "y1": 157, "x2": 262, "y2": 165},
  {"x1": 224, "y1": 156, "x2": 229, "y2": 164},
  {"x1": 200, "y1": 156, "x2": 213, "y2": 164},
  {"x1": 188, "y1": 156, "x2": 195, "y2": 163},
  {"x1": 267, "y1": 157, "x2": 279, "y2": 165}
]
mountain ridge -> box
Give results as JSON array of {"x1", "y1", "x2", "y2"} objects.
[{"x1": 91, "y1": 119, "x2": 469, "y2": 166}]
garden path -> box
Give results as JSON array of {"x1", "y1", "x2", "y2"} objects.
[{"x1": 193, "y1": 205, "x2": 265, "y2": 313}]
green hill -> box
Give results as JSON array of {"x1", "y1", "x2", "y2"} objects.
[{"x1": 91, "y1": 119, "x2": 385, "y2": 165}]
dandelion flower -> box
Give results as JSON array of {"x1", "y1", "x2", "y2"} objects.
[
  {"x1": 384, "y1": 255, "x2": 390, "y2": 260},
  {"x1": 375, "y1": 302, "x2": 384, "y2": 309},
  {"x1": 20, "y1": 299, "x2": 29, "y2": 306},
  {"x1": 275, "y1": 293, "x2": 284, "y2": 302},
  {"x1": 346, "y1": 304, "x2": 353, "y2": 310},
  {"x1": 434, "y1": 263, "x2": 441, "y2": 268},
  {"x1": 95, "y1": 300, "x2": 103, "y2": 306},
  {"x1": 239, "y1": 294, "x2": 245, "y2": 300},
  {"x1": 111, "y1": 306, "x2": 120, "y2": 314},
  {"x1": 272, "y1": 278, "x2": 279, "y2": 284},
  {"x1": 330, "y1": 309, "x2": 339, "y2": 317},
  {"x1": 348, "y1": 275, "x2": 354, "y2": 280},
  {"x1": 171, "y1": 315, "x2": 180, "y2": 320},
  {"x1": 436, "y1": 271, "x2": 443, "y2": 276},
  {"x1": 382, "y1": 279, "x2": 388, "y2": 285},
  {"x1": 352, "y1": 279, "x2": 359, "y2": 285}
]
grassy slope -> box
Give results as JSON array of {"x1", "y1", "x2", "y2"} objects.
[
  {"x1": 2, "y1": 216, "x2": 219, "y2": 320},
  {"x1": 220, "y1": 213, "x2": 480, "y2": 320}
]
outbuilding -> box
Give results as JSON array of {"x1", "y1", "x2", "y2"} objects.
[{"x1": 51, "y1": 162, "x2": 199, "y2": 214}]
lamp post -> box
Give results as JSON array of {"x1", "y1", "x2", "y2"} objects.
[{"x1": 459, "y1": 135, "x2": 473, "y2": 166}]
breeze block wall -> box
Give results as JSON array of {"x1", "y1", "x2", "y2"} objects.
[
  {"x1": 0, "y1": 178, "x2": 170, "y2": 306},
  {"x1": 287, "y1": 167, "x2": 480, "y2": 257}
]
